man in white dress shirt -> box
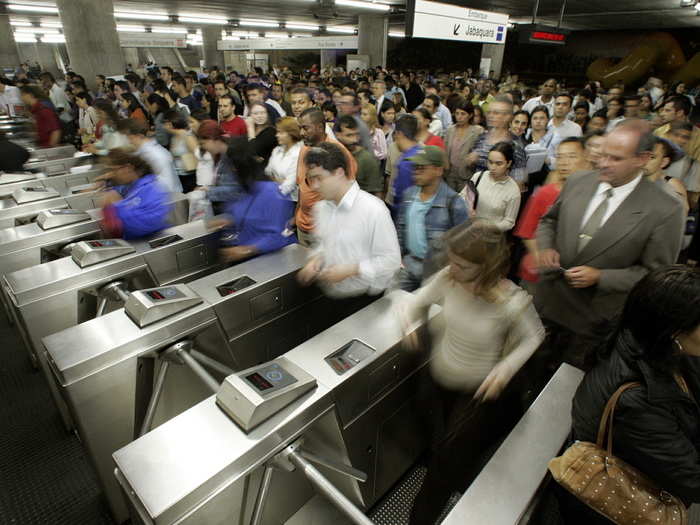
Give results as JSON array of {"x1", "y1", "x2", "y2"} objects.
[
  {"x1": 522, "y1": 78, "x2": 557, "y2": 115},
  {"x1": 544, "y1": 93, "x2": 582, "y2": 167},
  {"x1": 298, "y1": 142, "x2": 401, "y2": 298}
]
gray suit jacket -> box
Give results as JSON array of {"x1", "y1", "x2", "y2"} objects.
[{"x1": 535, "y1": 170, "x2": 685, "y2": 335}]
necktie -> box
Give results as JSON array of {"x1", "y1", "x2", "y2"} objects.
[{"x1": 578, "y1": 188, "x2": 613, "y2": 252}]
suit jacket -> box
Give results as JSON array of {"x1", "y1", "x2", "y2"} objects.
[{"x1": 535, "y1": 170, "x2": 685, "y2": 335}]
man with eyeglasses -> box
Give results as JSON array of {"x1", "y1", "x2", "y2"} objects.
[
  {"x1": 297, "y1": 142, "x2": 400, "y2": 298},
  {"x1": 522, "y1": 78, "x2": 558, "y2": 115},
  {"x1": 535, "y1": 121, "x2": 684, "y2": 368}
]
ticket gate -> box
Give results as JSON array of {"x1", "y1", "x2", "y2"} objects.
[
  {"x1": 44, "y1": 245, "x2": 374, "y2": 523},
  {"x1": 24, "y1": 151, "x2": 93, "y2": 176},
  {"x1": 112, "y1": 291, "x2": 440, "y2": 525},
  {"x1": 26, "y1": 144, "x2": 77, "y2": 161},
  {"x1": 0, "y1": 186, "x2": 103, "y2": 229},
  {"x1": 0, "y1": 167, "x2": 103, "y2": 197},
  {"x1": 4, "y1": 207, "x2": 216, "y2": 425}
]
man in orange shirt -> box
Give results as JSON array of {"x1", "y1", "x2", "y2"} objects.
[{"x1": 295, "y1": 107, "x2": 357, "y2": 246}]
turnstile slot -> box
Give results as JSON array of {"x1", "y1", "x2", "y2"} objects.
[
  {"x1": 325, "y1": 340, "x2": 375, "y2": 376},
  {"x1": 13, "y1": 186, "x2": 60, "y2": 204},
  {"x1": 149, "y1": 234, "x2": 183, "y2": 249},
  {"x1": 250, "y1": 287, "x2": 282, "y2": 320},
  {"x1": 368, "y1": 354, "x2": 401, "y2": 401},
  {"x1": 216, "y1": 276, "x2": 256, "y2": 297}
]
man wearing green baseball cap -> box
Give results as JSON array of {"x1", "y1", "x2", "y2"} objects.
[{"x1": 397, "y1": 145, "x2": 469, "y2": 291}]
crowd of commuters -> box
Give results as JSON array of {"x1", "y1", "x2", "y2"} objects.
[{"x1": 1, "y1": 60, "x2": 698, "y2": 525}]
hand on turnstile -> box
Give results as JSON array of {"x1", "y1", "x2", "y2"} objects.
[
  {"x1": 475, "y1": 360, "x2": 515, "y2": 402},
  {"x1": 297, "y1": 255, "x2": 323, "y2": 285},
  {"x1": 398, "y1": 303, "x2": 422, "y2": 352}
]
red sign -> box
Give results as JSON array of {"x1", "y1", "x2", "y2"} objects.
[{"x1": 531, "y1": 31, "x2": 565, "y2": 42}]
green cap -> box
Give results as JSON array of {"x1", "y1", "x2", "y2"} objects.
[{"x1": 406, "y1": 145, "x2": 445, "y2": 167}]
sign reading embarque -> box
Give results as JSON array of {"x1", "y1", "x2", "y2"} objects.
[
  {"x1": 406, "y1": 0, "x2": 508, "y2": 44},
  {"x1": 119, "y1": 33, "x2": 187, "y2": 48},
  {"x1": 218, "y1": 36, "x2": 358, "y2": 51}
]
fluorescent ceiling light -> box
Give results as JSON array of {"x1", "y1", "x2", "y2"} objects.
[
  {"x1": 285, "y1": 23, "x2": 319, "y2": 30},
  {"x1": 179, "y1": 14, "x2": 228, "y2": 24},
  {"x1": 265, "y1": 32, "x2": 290, "y2": 38},
  {"x1": 230, "y1": 30, "x2": 259, "y2": 37},
  {"x1": 41, "y1": 34, "x2": 65, "y2": 42},
  {"x1": 7, "y1": 3, "x2": 59, "y2": 14},
  {"x1": 116, "y1": 25, "x2": 146, "y2": 32},
  {"x1": 114, "y1": 11, "x2": 169, "y2": 21},
  {"x1": 239, "y1": 19, "x2": 278, "y2": 27},
  {"x1": 326, "y1": 26, "x2": 357, "y2": 33},
  {"x1": 388, "y1": 31, "x2": 404, "y2": 37},
  {"x1": 40, "y1": 21, "x2": 63, "y2": 27},
  {"x1": 150, "y1": 26, "x2": 187, "y2": 33},
  {"x1": 14, "y1": 34, "x2": 38, "y2": 42},
  {"x1": 221, "y1": 35, "x2": 241, "y2": 40},
  {"x1": 10, "y1": 20, "x2": 33, "y2": 26},
  {"x1": 15, "y1": 26, "x2": 61, "y2": 34},
  {"x1": 334, "y1": 0, "x2": 391, "y2": 11}
]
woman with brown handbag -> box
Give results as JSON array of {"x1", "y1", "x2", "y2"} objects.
[{"x1": 555, "y1": 266, "x2": 700, "y2": 524}]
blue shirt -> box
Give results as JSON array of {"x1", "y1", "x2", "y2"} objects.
[
  {"x1": 392, "y1": 144, "x2": 421, "y2": 217},
  {"x1": 405, "y1": 193, "x2": 436, "y2": 259},
  {"x1": 223, "y1": 180, "x2": 296, "y2": 255},
  {"x1": 111, "y1": 174, "x2": 172, "y2": 239},
  {"x1": 207, "y1": 155, "x2": 244, "y2": 205}
]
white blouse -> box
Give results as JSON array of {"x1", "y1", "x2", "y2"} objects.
[{"x1": 265, "y1": 141, "x2": 303, "y2": 201}]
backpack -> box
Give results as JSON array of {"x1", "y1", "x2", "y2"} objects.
[{"x1": 459, "y1": 170, "x2": 485, "y2": 218}]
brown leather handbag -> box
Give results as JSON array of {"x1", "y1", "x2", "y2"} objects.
[{"x1": 548, "y1": 382, "x2": 688, "y2": 525}]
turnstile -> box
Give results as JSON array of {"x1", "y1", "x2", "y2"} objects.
[
  {"x1": 26, "y1": 144, "x2": 77, "y2": 161},
  {"x1": 0, "y1": 186, "x2": 103, "y2": 229},
  {"x1": 0, "y1": 167, "x2": 103, "y2": 197},
  {"x1": 112, "y1": 291, "x2": 440, "y2": 525},
  {"x1": 24, "y1": 151, "x2": 93, "y2": 176},
  {"x1": 44, "y1": 244, "x2": 374, "y2": 523},
  {"x1": 4, "y1": 208, "x2": 216, "y2": 424}
]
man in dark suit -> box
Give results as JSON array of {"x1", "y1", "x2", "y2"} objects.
[{"x1": 535, "y1": 120, "x2": 685, "y2": 367}]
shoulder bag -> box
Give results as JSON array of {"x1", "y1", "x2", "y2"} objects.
[{"x1": 548, "y1": 382, "x2": 688, "y2": 525}]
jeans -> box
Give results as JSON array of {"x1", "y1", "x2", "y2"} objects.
[{"x1": 397, "y1": 254, "x2": 424, "y2": 292}]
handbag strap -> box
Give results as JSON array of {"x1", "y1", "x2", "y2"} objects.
[{"x1": 596, "y1": 382, "x2": 642, "y2": 455}]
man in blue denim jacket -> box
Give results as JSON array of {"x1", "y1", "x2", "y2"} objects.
[{"x1": 397, "y1": 146, "x2": 469, "y2": 291}]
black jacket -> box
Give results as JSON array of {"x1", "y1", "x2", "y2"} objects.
[
  {"x1": 0, "y1": 138, "x2": 30, "y2": 173},
  {"x1": 570, "y1": 332, "x2": 700, "y2": 505}
]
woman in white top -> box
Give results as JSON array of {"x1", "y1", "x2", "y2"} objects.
[
  {"x1": 164, "y1": 108, "x2": 199, "y2": 193},
  {"x1": 462, "y1": 141, "x2": 521, "y2": 231},
  {"x1": 360, "y1": 103, "x2": 388, "y2": 161},
  {"x1": 83, "y1": 99, "x2": 129, "y2": 156},
  {"x1": 264, "y1": 116, "x2": 303, "y2": 201},
  {"x1": 188, "y1": 111, "x2": 216, "y2": 187},
  {"x1": 75, "y1": 92, "x2": 99, "y2": 147},
  {"x1": 402, "y1": 221, "x2": 544, "y2": 525}
]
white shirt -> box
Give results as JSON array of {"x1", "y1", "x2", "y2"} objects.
[
  {"x1": 49, "y1": 83, "x2": 72, "y2": 122},
  {"x1": 265, "y1": 141, "x2": 302, "y2": 201},
  {"x1": 137, "y1": 139, "x2": 182, "y2": 193},
  {"x1": 312, "y1": 182, "x2": 401, "y2": 298},
  {"x1": 0, "y1": 85, "x2": 22, "y2": 116},
  {"x1": 522, "y1": 96, "x2": 555, "y2": 116},
  {"x1": 580, "y1": 174, "x2": 643, "y2": 229},
  {"x1": 428, "y1": 115, "x2": 444, "y2": 137},
  {"x1": 195, "y1": 149, "x2": 216, "y2": 187},
  {"x1": 544, "y1": 118, "x2": 582, "y2": 167}
]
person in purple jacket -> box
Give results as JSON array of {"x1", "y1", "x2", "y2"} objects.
[
  {"x1": 100, "y1": 149, "x2": 172, "y2": 240},
  {"x1": 218, "y1": 137, "x2": 297, "y2": 262}
]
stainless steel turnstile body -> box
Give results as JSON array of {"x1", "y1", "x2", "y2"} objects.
[
  {"x1": 0, "y1": 167, "x2": 103, "y2": 197},
  {"x1": 24, "y1": 151, "x2": 93, "y2": 176},
  {"x1": 0, "y1": 187, "x2": 103, "y2": 229},
  {"x1": 45, "y1": 245, "x2": 371, "y2": 523},
  {"x1": 112, "y1": 292, "x2": 441, "y2": 525}
]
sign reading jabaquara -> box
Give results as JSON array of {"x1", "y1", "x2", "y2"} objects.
[{"x1": 406, "y1": 0, "x2": 508, "y2": 44}]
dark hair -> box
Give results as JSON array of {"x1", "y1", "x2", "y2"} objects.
[
  {"x1": 606, "y1": 97, "x2": 624, "y2": 117},
  {"x1": 114, "y1": 80, "x2": 130, "y2": 93},
  {"x1": 413, "y1": 107, "x2": 432, "y2": 122},
  {"x1": 304, "y1": 142, "x2": 348, "y2": 175},
  {"x1": 454, "y1": 99, "x2": 475, "y2": 115},
  {"x1": 378, "y1": 100, "x2": 396, "y2": 126},
  {"x1": 584, "y1": 129, "x2": 606, "y2": 144},
  {"x1": 172, "y1": 76, "x2": 187, "y2": 88},
  {"x1": 94, "y1": 98, "x2": 120, "y2": 123},
  {"x1": 248, "y1": 102, "x2": 274, "y2": 128},
  {"x1": 512, "y1": 110, "x2": 530, "y2": 126},
  {"x1": 558, "y1": 136, "x2": 584, "y2": 150},
  {"x1": 106, "y1": 148, "x2": 153, "y2": 177},
  {"x1": 488, "y1": 141, "x2": 515, "y2": 164},
  {"x1": 163, "y1": 108, "x2": 189, "y2": 129},
  {"x1": 160, "y1": 66, "x2": 174, "y2": 76},
  {"x1": 122, "y1": 119, "x2": 149, "y2": 136},
  {"x1": 244, "y1": 83, "x2": 263, "y2": 94},
  {"x1": 152, "y1": 78, "x2": 167, "y2": 93},
  {"x1": 591, "y1": 109, "x2": 609, "y2": 122},
  {"x1": 75, "y1": 91, "x2": 93, "y2": 105},
  {"x1": 425, "y1": 93, "x2": 441, "y2": 108},
  {"x1": 226, "y1": 137, "x2": 265, "y2": 191},
  {"x1": 357, "y1": 88, "x2": 372, "y2": 101},
  {"x1": 531, "y1": 105, "x2": 550, "y2": 120},
  {"x1": 652, "y1": 136, "x2": 680, "y2": 165},
  {"x1": 609, "y1": 266, "x2": 700, "y2": 372},
  {"x1": 120, "y1": 92, "x2": 145, "y2": 114},
  {"x1": 19, "y1": 85, "x2": 46, "y2": 101},
  {"x1": 300, "y1": 107, "x2": 325, "y2": 126},
  {"x1": 96, "y1": 74, "x2": 106, "y2": 82},
  {"x1": 395, "y1": 113, "x2": 419, "y2": 141},
  {"x1": 39, "y1": 71, "x2": 56, "y2": 83},
  {"x1": 190, "y1": 109, "x2": 210, "y2": 122},
  {"x1": 147, "y1": 93, "x2": 168, "y2": 115},
  {"x1": 333, "y1": 114, "x2": 358, "y2": 133},
  {"x1": 321, "y1": 101, "x2": 337, "y2": 118},
  {"x1": 665, "y1": 96, "x2": 692, "y2": 116},
  {"x1": 555, "y1": 92, "x2": 574, "y2": 105},
  {"x1": 291, "y1": 87, "x2": 313, "y2": 102},
  {"x1": 578, "y1": 88, "x2": 593, "y2": 101},
  {"x1": 573, "y1": 102, "x2": 589, "y2": 114}
]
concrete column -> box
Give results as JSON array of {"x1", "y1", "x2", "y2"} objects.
[
  {"x1": 201, "y1": 26, "x2": 224, "y2": 70},
  {"x1": 320, "y1": 49, "x2": 337, "y2": 69},
  {"x1": 0, "y1": 13, "x2": 21, "y2": 67},
  {"x1": 358, "y1": 14, "x2": 388, "y2": 68},
  {"x1": 56, "y1": 0, "x2": 125, "y2": 90},
  {"x1": 122, "y1": 48, "x2": 140, "y2": 70},
  {"x1": 35, "y1": 43, "x2": 62, "y2": 78},
  {"x1": 480, "y1": 43, "x2": 505, "y2": 80}
]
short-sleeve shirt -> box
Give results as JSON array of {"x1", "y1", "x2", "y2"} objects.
[
  {"x1": 353, "y1": 147, "x2": 384, "y2": 194},
  {"x1": 220, "y1": 116, "x2": 247, "y2": 137},
  {"x1": 30, "y1": 101, "x2": 61, "y2": 147}
]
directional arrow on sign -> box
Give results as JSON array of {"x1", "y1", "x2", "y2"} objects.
[{"x1": 453, "y1": 24, "x2": 461, "y2": 35}]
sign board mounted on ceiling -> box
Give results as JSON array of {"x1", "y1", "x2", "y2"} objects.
[
  {"x1": 119, "y1": 33, "x2": 187, "y2": 48},
  {"x1": 406, "y1": 0, "x2": 508, "y2": 44},
  {"x1": 218, "y1": 35, "x2": 358, "y2": 51}
]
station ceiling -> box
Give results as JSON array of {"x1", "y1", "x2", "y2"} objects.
[{"x1": 2, "y1": 0, "x2": 699, "y2": 31}]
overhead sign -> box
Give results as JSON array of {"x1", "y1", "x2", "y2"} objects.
[
  {"x1": 517, "y1": 24, "x2": 568, "y2": 46},
  {"x1": 218, "y1": 35, "x2": 358, "y2": 51},
  {"x1": 119, "y1": 33, "x2": 187, "y2": 48},
  {"x1": 406, "y1": 0, "x2": 508, "y2": 44}
]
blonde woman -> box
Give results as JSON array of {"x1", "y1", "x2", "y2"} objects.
[{"x1": 360, "y1": 103, "x2": 388, "y2": 161}]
